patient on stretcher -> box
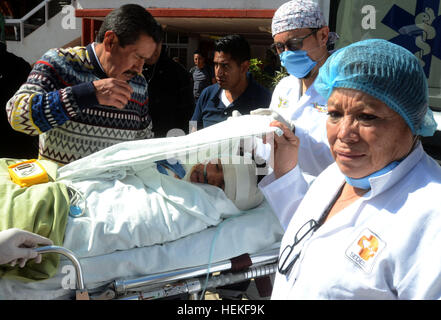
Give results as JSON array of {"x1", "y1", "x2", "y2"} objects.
[
  {"x1": 1, "y1": 114, "x2": 279, "y2": 282},
  {"x1": 0, "y1": 155, "x2": 264, "y2": 281}
]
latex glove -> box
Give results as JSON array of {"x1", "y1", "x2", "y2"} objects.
[
  {"x1": 0, "y1": 228, "x2": 53, "y2": 268},
  {"x1": 263, "y1": 120, "x2": 300, "y2": 179},
  {"x1": 227, "y1": 110, "x2": 242, "y2": 120},
  {"x1": 250, "y1": 108, "x2": 296, "y2": 133}
]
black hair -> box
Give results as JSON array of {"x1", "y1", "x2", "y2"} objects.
[
  {"x1": 96, "y1": 4, "x2": 163, "y2": 47},
  {"x1": 214, "y1": 34, "x2": 251, "y2": 64}
]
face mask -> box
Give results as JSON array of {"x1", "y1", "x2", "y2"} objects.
[
  {"x1": 344, "y1": 161, "x2": 400, "y2": 190},
  {"x1": 279, "y1": 50, "x2": 317, "y2": 79},
  {"x1": 155, "y1": 159, "x2": 186, "y2": 179}
]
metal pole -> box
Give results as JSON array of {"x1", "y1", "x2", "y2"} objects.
[
  {"x1": 20, "y1": 21, "x2": 24, "y2": 42},
  {"x1": 34, "y1": 246, "x2": 86, "y2": 291},
  {"x1": 45, "y1": 1, "x2": 49, "y2": 26},
  {"x1": 116, "y1": 263, "x2": 277, "y2": 300},
  {"x1": 114, "y1": 248, "x2": 279, "y2": 294}
]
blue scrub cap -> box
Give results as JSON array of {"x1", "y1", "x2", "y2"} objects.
[{"x1": 315, "y1": 39, "x2": 437, "y2": 137}]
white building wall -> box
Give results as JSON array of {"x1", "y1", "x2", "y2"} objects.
[
  {"x1": 77, "y1": 0, "x2": 286, "y2": 10},
  {"x1": 76, "y1": 0, "x2": 330, "y2": 18},
  {"x1": 7, "y1": 0, "x2": 330, "y2": 64}
]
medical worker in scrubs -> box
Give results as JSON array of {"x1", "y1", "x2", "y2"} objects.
[
  {"x1": 265, "y1": 0, "x2": 338, "y2": 176},
  {"x1": 260, "y1": 39, "x2": 441, "y2": 299}
]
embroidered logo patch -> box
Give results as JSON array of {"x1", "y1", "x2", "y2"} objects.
[
  {"x1": 313, "y1": 103, "x2": 327, "y2": 113},
  {"x1": 277, "y1": 97, "x2": 288, "y2": 109},
  {"x1": 345, "y1": 229, "x2": 386, "y2": 273}
]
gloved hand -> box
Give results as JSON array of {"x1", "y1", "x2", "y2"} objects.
[
  {"x1": 264, "y1": 120, "x2": 300, "y2": 179},
  {"x1": 250, "y1": 108, "x2": 296, "y2": 133},
  {"x1": 227, "y1": 110, "x2": 242, "y2": 120},
  {"x1": 0, "y1": 228, "x2": 53, "y2": 268}
]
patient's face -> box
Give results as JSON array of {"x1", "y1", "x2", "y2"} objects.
[{"x1": 189, "y1": 160, "x2": 225, "y2": 190}]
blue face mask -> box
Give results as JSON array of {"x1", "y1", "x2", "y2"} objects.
[
  {"x1": 279, "y1": 50, "x2": 317, "y2": 79},
  {"x1": 344, "y1": 161, "x2": 400, "y2": 190}
]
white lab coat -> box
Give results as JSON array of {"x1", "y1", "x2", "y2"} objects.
[
  {"x1": 269, "y1": 75, "x2": 334, "y2": 176},
  {"x1": 260, "y1": 142, "x2": 441, "y2": 299}
]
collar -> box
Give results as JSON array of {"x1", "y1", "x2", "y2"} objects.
[
  {"x1": 210, "y1": 73, "x2": 255, "y2": 108},
  {"x1": 86, "y1": 43, "x2": 108, "y2": 79},
  {"x1": 209, "y1": 84, "x2": 223, "y2": 106},
  {"x1": 345, "y1": 160, "x2": 400, "y2": 190},
  {"x1": 364, "y1": 142, "x2": 424, "y2": 200}
]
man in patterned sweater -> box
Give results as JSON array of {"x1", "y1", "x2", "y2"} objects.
[{"x1": 6, "y1": 4, "x2": 163, "y2": 165}]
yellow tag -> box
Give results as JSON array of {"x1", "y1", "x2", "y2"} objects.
[{"x1": 8, "y1": 160, "x2": 49, "y2": 187}]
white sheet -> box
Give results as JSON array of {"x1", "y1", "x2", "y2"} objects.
[
  {"x1": 57, "y1": 115, "x2": 277, "y2": 181},
  {"x1": 63, "y1": 169, "x2": 241, "y2": 258}
]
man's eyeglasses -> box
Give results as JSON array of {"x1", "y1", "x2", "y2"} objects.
[
  {"x1": 271, "y1": 29, "x2": 319, "y2": 54},
  {"x1": 278, "y1": 219, "x2": 318, "y2": 275}
]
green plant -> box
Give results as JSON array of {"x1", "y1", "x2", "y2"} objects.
[
  {"x1": 272, "y1": 66, "x2": 289, "y2": 88},
  {"x1": 249, "y1": 58, "x2": 275, "y2": 91},
  {"x1": 249, "y1": 58, "x2": 288, "y2": 92}
]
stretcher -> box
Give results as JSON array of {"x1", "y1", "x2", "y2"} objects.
[
  {"x1": 0, "y1": 200, "x2": 282, "y2": 300},
  {"x1": 34, "y1": 243, "x2": 279, "y2": 300},
  {"x1": 0, "y1": 115, "x2": 284, "y2": 300}
]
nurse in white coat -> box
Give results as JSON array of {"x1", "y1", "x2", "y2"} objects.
[
  {"x1": 267, "y1": 0, "x2": 338, "y2": 176},
  {"x1": 260, "y1": 39, "x2": 441, "y2": 299}
]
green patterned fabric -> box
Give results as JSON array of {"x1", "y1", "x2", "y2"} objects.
[{"x1": 0, "y1": 159, "x2": 69, "y2": 282}]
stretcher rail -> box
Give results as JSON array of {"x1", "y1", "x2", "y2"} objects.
[
  {"x1": 118, "y1": 263, "x2": 277, "y2": 300},
  {"x1": 31, "y1": 245, "x2": 280, "y2": 300},
  {"x1": 112, "y1": 248, "x2": 279, "y2": 298},
  {"x1": 34, "y1": 245, "x2": 89, "y2": 300}
]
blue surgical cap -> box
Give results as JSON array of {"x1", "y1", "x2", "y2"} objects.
[{"x1": 315, "y1": 39, "x2": 437, "y2": 137}]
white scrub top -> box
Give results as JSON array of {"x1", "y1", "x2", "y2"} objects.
[
  {"x1": 260, "y1": 143, "x2": 441, "y2": 299},
  {"x1": 269, "y1": 75, "x2": 334, "y2": 176}
]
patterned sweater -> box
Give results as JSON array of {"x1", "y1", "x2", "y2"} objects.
[{"x1": 6, "y1": 44, "x2": 152, "y2": 165}]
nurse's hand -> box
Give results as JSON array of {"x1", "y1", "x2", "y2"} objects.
[
  {"x1": 0, "y1": 228, "x2": 53, "y2": 268},
  {"x1": 250, "y1": 109, "x2": 295, "y2": 132},
  {"x1": 264, "y1": 120, "x2": 300, "y2": 179}
]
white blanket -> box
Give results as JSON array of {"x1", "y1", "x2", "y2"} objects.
[{"x1": 64, "y1": 169, "x2": 241, "y2": 258}]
